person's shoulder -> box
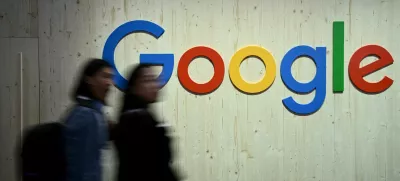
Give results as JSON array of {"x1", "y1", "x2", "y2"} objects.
[
  {"x1": 65, "y1": 106, "x2": 97, "y2": 126},
  {"x1": 71, "y1": 106, "x2": 99, "y2": 118}
]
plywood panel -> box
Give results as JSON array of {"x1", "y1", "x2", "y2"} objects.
[
  {"x1": 37, "y1": 0, "x2": 400, "y2": 181},
  {"x1": 0, "y1": 0, "x2": 38, "y2": 38},
  {"x1": 0, "y1": 38, "x2": 39, "y2": 181}
]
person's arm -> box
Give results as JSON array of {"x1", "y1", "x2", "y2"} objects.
[
  {"x1": 118, "y1": 114, "x2": 158, "y2": 179},
  {"x1": 65, "y1": 108, "x2": 98, "y2": 181}
]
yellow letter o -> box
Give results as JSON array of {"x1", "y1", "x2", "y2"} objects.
[{"x1": 229, "y1": 46, "x2": 277, "y2": 94}]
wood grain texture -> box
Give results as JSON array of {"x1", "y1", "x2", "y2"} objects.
[
  {"x1": 1, "y1": 0, "x2": 399, "y2": 181},
  {"x1": 0, "y1": 38, "x2": 39, "y2": 181},
  {"x1": 0, "y1": 0, "x2": 38, "y2": 38},
  {"x1": 38, "y1": 0, "x2": 400, "y2": 180}
]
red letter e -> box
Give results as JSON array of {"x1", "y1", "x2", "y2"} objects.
[{"x1": 349, "y1": 45, "x2": 394, "y2": 94}]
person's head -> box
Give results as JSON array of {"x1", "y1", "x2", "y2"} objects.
[
  {"x1": 125, "y1": 64, "x2": 160, "y2": 103},
  {"x1": 72, "y1": 58, "x2": 113, "y2": 103}
]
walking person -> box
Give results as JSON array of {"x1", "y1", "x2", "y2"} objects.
[
  {"x1": 113, "y1": 64, "x2": 180, "y2": 181},
  {"x1": 64, "y1": 58, "x2": 113, "y2": 181}
]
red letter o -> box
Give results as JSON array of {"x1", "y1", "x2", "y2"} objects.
[{"x1": 178, "y1": 46, "x2": 225, "y2": 94}]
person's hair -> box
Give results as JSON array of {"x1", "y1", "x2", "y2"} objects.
[
  {"x1": 71, "y1": 58, "x2": 112, "y2": 101},
  {"x1": 120, "y1": 63, "x2": 152, "y2": 112},
  {"x1": 124, "y1": 63, "x2": 152, "y2": 93}
]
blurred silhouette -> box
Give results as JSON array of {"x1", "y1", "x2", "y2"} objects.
[
  {"x1": 112, "y1": 64, "x2": 180, "y2": 181},
  {"x1": 19, "y1": 118, "x2": 67, "y2": 181},
  {"x1": 63, "y1": 58, "x2": 113, "y2": 181},
  {"x1": 19, "y1": 58, "x2": 113, "y2": 181}
]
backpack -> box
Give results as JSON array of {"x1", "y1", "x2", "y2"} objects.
[
  {"x1": 20, "y1": 98, "x2": 97, "y2": 181},
  {"x1": 20, "y1": 122, "x2": 66, "y2": 181}
]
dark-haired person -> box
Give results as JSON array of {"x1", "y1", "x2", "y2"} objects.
[
  {"x1": 63, "y1": 58, "x2": 113, "y2": 181},
  {"x1": 113, "y1": 64, "x2": 180, "y2": 181}
]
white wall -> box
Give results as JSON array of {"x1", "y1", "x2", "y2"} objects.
[{"x1": 1, "y1": 0, "x2": 400, "y2": 181}]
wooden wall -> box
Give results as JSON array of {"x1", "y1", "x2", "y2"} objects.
[{"x1": 1, "y1": 0, "x2": 400, "y2": 181}]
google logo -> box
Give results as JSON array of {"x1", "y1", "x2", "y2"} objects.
[{"x1": 102, "y1": 20, "x2": 394, "y2": 115}]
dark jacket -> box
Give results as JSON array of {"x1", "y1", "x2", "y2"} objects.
[{"x1": 112, "y1": 94, "x2": 179, "y2": 181}]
